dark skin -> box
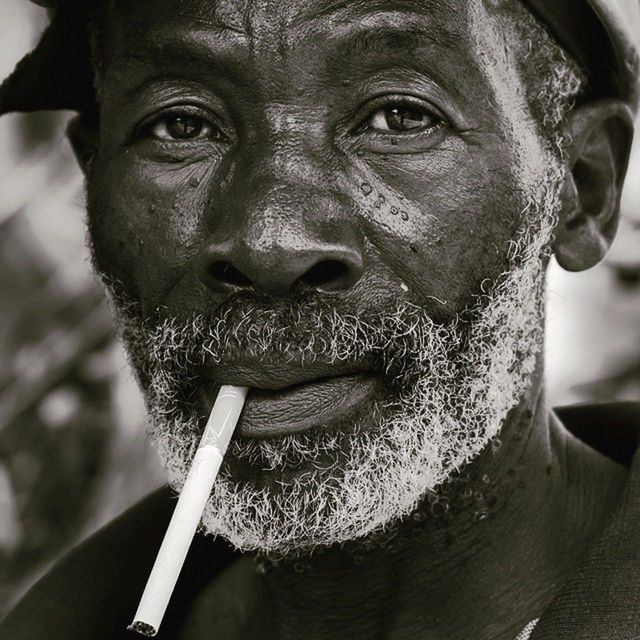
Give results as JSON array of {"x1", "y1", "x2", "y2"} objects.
[{"x1": 69, "y1": 0, "x2": 634, "y2": 637}]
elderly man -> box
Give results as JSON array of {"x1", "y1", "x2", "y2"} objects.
[{"x1": 1, "y1": 0, "x2": 639, "y2": 638}]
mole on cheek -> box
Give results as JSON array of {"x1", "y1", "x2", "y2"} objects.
[{"x1": 360, "y1": 183, "x2": 373, "y2": 196}]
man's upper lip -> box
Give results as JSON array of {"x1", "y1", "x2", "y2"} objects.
[{"x1": 197, "y1": 358, "x2": 377, "y2": 391}]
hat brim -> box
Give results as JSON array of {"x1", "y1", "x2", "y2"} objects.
[{"x1": 0, "y1": 3, "x2": 95, "y2": 116}]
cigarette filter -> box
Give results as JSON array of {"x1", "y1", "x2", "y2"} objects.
[{"x1": 128, "y1": 385, "x2": 249, "y2": 636}]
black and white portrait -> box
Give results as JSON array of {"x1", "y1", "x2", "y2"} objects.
[{"x1": 0, "y1": 1, "x2": 639, "y2": 639}]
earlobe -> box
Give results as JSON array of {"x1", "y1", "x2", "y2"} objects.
[
  {"x1": 553, "y1": 99, "x2": 634, "y2": 272},
  {"x1": 67, "y1": 115, "x2": 99, "y2": 176}
]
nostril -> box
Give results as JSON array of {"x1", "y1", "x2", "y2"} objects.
[
  {"x1": 207, "y1": 261, "x2": 252, "y2": 288},
  {"x1": 299, "y1": 259, "x2": 350, "y2": 289}
]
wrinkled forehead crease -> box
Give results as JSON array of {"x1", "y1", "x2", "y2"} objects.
[
  {"x1": 104, "y1": 0, "x2": 479, "y2": 61},
  {"x1": 107, "y1": 22, "x2": 463, "y2": 83},
  {"x1": 108, "y1": 0, "x2": 464, "y2": 29}
]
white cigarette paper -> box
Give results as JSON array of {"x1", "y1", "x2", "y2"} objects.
[{"x1": 128, "y1": 384, "x2": 249, "y2": 637}]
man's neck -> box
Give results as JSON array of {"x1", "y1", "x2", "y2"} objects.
[{"x1": 252, "y1": 379, "x2": 627, "y2": 640}]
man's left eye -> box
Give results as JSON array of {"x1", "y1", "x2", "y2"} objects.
[
  {"x1": 149, "y1": 114, "x2": 215, "y2": 141},
  {"x1": 368, "y1": 106, "x2": 437, "y2": 133}
]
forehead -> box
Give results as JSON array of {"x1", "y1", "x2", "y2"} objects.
[
  {"x1": 108, "y1": 0, "x2": 467, "y2": 37},
  {"x1": 103, "y1": 0, "x2": 500, "y2": 75}
]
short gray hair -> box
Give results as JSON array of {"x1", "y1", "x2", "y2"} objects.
[{"x1": 510, "y1": 1, "x2": 587, "y2": 155}]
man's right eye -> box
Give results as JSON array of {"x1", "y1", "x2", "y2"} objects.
[
  {"x1": 368, "y1": 105, "x2": 439, "y2": 134},
  {"x1": 138, "y1": 110, "x2": 226, "y2": 143}
]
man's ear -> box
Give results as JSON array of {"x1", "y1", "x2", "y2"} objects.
[
  {"x1": 67, "y1": 115, "x2": 99, "y2": 176},
  {"x1": 553, "y1": 99, "x2": 634, "y2": 272}
]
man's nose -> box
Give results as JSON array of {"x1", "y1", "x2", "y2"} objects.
[{"x1": 198, "y1": 159, "x2": 364, "y2": 297}]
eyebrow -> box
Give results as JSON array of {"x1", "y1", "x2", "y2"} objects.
[
  {"x1": 277, "y1": 4, "x2": 464, "y2": 88},
  {"x1": 315, "y1": 11, "x2": 465, "y2": 95},
  {"x1": 328, "y1": 20, "x2": 460, "y2": 63},
  {"x1": 290, "y1": 0, "x2": 453, "y2": 30},
  {"x1": 108, "y1": 27, "x2": 252, "y2": 93}
]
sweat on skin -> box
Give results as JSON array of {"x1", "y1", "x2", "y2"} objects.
[{"x1": 62, "y1": 0, "x2": 636, "y2": 638}]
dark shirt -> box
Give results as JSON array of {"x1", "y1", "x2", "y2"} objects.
[{"x1": 1, "y1": 403, "x2": 638, "y2": 640}]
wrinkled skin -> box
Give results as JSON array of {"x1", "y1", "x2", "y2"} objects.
[{"x1": 70, "y1": 0, "x2": 633, "y2": 638}]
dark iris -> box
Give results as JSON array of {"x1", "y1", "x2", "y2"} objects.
[
  {"x1": 385, "y1": 107, "x2": 429, "y2": 131},
  {"x1": 165, "y1": 115, "x2": 205, "y2": 139}
]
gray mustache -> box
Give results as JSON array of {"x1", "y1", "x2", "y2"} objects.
[{"x1": 142, "y1": 300, "x2": 456, "y2": 383}]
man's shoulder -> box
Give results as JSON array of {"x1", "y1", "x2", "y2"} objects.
[
  {"x1": 554, "y1": 401, "x2": 640, "y2": 467},
  {"x1": 0, "y1": 487, "x2": 238, "y2": 639},
  {"x1": 534, "y1": 401, "x2": 640, "y2": 638}
]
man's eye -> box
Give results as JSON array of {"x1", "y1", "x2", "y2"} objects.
[
  {"x1": 149, "y1": 114, "x2": 216, "y2": 141},
  {"x1": 368, "y1": 106, "x2": 437, "y2": 133}
]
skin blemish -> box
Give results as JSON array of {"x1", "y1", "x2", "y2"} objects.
[
  {"x1": 188, "y1": 176, "x2": 200, "y2": 187},
  {"x1": 360, "y1": 183, "x2": 373, "y2": 195}
]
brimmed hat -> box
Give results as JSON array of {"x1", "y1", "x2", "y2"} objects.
[{"x1": 0, "y1": 0, "x2": 639, "y2": 116}]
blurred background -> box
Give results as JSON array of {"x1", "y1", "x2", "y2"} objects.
[{"x1": 0, "y1": 0, "x2": 639, "y2": 619}]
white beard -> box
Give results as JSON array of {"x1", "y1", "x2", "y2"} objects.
[{"x1": 110, "y1": 159, "x2": 564, "y2": 558}]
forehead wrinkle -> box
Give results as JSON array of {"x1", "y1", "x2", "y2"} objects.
[
  {"x1": 239, "y1": 0, "x2": 463, "y2": 66},
  {"x1": 110, "y1": 0, "x2": 247, "y2": 34},
  {"x1": 240, "y1": 0, "x2": 293, "y2": 73},
  {"x1": 322, "y1": 18, "x2": 460, "y2": 64},
  {"x1": 210, "y1": 0, "x2": 250, "y2": 32},
  {"x1": 287, "y1": 0, "x2": 453, "y2": 29},
  {"x1": 104, "y1": 1, "x2": 253, "y2": 83},
  {"x1": 108, "y1": 29, "x2": 251, "y2": 85}
]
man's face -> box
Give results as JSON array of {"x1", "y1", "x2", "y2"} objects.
[{"x1": 85, "y1": 0, "x2": 571, "y2": 554}]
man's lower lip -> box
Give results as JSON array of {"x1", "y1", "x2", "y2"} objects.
[{"x1": 201, "y1": 373, "x2": 381, "y2": 438}]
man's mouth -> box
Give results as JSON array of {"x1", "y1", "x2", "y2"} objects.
[{"x1": 196, "y1": 361, "x2": 383, "y2": 438}]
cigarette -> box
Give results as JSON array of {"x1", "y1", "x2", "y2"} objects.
[{"x1": 128, "y1": 384, "x2": 249, "y2": 637}]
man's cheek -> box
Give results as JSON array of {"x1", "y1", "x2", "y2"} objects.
[
  {"x1": 347, "y1": 153, "x2": 523, "y2": 315},
  {"x1": 88, "y1": 157, "x2": 212, "y2": 305}
]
